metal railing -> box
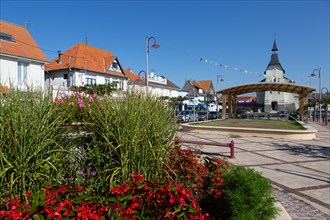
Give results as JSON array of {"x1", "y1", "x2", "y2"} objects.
[{"x1": 178, "y1": 139, "x2": 235, "y2": 159}]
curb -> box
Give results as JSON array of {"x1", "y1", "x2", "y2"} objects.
[{"x1": 275, "y1": 201, "x2": 291, "y2": 220}]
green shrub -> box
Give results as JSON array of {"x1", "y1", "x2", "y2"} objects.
[
  {"x1": 217, "y1": 165, "x2": 279, "y2": 220},
  {"x1": 84, "y1": 91, "x2": 177, "y2": 191},
  {"x1": 0, "y1": 89, "x2": 70, "y2": 199}
]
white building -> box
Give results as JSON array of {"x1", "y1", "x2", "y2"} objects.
[
  {"x1": 0, "y1": 20, "x2": 48, "y2": 91},
  {"x1": 125, "y1": 68, "x2": 180, "y2": 98},
  {"x1": 256, "y1": 40, "x2": 296, "y2": 112},
  {"x1": 45, "y1": 42, "x2": 128, "y2": 96}
]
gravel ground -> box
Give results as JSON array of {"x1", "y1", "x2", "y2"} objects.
[{"x1": 273, "y1": 188, "x2": 330, "y2": 220}]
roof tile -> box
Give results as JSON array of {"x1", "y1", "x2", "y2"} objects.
[
  {"x1": 0, "y1": 20, "x2": 47, "y2": 62},
  {"x1": 46, "y1": 42, "x2": 127, "y2": 78}
]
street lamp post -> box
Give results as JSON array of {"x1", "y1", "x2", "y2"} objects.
[
  {"x1": 137, "y1": 70, "x2": 147, "y2": 91},
  {"x1": 146, "y1": 36, "x2": 159, "y2": 94},
  {"x1": 321, "y1": 87, "x2": 329, "y2": 125},
  {"x1": 308, "y1": 74, "x2": 312, "y2": 119},
  {"x1": 189, "y1": 80, "x2": 196, "y2": 122},
  {"x1": 216, "y1": 75, "x2": 224, "y2": 112},
  {"x1": 311, "y1": 68, "x2": 321, "y2": 122}
]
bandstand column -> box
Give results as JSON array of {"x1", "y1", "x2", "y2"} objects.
[
  {"x1": 233, "y1": 95, "x2": 237, "y2": 119},
  {"x1": 299, "y1": 93, "x2": 308, "y2": 122},
  {"x1": 228, "y1": 94, "x2": 232, "y2": 119},
  {"x1": 222, "y1": 94, "x2": 226, "y2": 119}
]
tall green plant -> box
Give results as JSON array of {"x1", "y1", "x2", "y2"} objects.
[
  {"x1": 217, "y1": 166, "x2": 278, "y2": 220},
  {"x1": 0, "y1": 89, "x2": 69, "y2": 199},
  {"x1": 86, "y1": 91, "x2": 177, "y2": 191}
]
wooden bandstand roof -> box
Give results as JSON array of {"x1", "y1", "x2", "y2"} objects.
[{"x1": 217, "y1": 82, "x2": 315, "y2": 96}]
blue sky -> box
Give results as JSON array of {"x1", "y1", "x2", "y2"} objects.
[{"x1": 1, "y1": 0, "x2": 329, "y2": 93}]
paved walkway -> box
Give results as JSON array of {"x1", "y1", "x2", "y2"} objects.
[{"x1": 177, "y1": 121, "x2": 330, "y2": 220}]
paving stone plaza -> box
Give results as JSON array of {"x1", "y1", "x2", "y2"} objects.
[{"x1": 178, "y1": 121, "x2": 330, "y2": 220}]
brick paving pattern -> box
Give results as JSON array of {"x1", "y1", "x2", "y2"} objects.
[
  {"x1": 178, "y1": 120, "x2": 330, "y2": 220},
  {"x1": 273, "y1": 188, "x2": 330, "y2": 220}
]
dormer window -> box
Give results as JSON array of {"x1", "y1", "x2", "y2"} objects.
[
  {"x1": 0, "y1": 32, "x2": 16, "y2": 43},
  {"x1": 108, "y1": 60, "x2": 121, "y2": 73},
  {"x1": 112, "y1": 62, "x2": 118, "y2": 69}
]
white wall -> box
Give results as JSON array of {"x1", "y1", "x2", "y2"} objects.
[
  {"x1": 149, "y1": 85, "x2": 179, "y2": 98},
  {"x1": 48, "y1": 69, "x2": 128, "y2": 94},
  {"x1": 263, "y1": 67, "x2": 295, "y2": 110},
  {"x1": 265, "y1": 68, "x2": 283, "y2": 83},
  {"x1": 0, "y1": 55, "x2": 45, "y2": 91}
]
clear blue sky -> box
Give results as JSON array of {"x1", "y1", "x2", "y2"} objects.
[{"x1": 1, "y1": 0, "x2": 329, "y2": 93}]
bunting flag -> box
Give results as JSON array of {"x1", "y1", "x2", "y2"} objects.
[{"x1": 199, "y1": 57, "x2": 260, "y2": 76}]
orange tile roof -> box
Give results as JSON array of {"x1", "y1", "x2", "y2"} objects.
[
  {"x1": 0, "y1": 20, "x2": 47, "y2": 62},
  {"x1": 46, "y1": 42, "x2": 127, "y2": 78},
  {"x1": 122, "y1": 68, "x2": 140, "y2": 81},
  {"x1": 194, "y1": 80, "x2": 212, "y2": 92}
]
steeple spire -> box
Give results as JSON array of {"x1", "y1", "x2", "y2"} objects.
[
  {"x1": 272, "y1": 40, "x2": 278, "y2": 52},
  {"x1": 272, "y1": 33, "x2": 278, "y2": 52},
  {"x1": 265, "y1": 36, "x2": 285, "y2": 73}
]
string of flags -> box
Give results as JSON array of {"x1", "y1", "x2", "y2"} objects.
[{"x1": 199, "y1": 57, "x2": 262, "y2": 77}]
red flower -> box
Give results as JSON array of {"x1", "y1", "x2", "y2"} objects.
[{"x1": 25, "y1": 191, "x2": 31, "y2": 199}]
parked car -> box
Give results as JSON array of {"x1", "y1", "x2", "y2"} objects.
[
  {"x1": 197, "y1": 111, "x2": 207, "y2": 121},
  {"x1": 177, "y1": 110, "x2": 190, "y2": 123},
  {"x1": 208, "y1": 111, "x2": 220, "y2": 120},
  {"x1": 177, "y1": 110, "x2": 198, "y2": 123}
]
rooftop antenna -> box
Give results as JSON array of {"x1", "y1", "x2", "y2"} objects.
[
  {"x1": 24, "y1": 20, "x2": 31, "y2": 30},
  {"x1": 86, "y1": 37, "x2": 88, "y2": 45}
]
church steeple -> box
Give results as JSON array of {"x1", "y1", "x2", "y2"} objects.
[
  {"x1": 272, "y1": 39, "x2": 278, "y2": 52},
  {"x1": 265, "y1": 37, "x2": 285, "y2": 73}
]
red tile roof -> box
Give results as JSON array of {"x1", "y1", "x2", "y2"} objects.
[
  {"x1": 236, "y1": 96, "x2": 256, "y2": 102},
  {"x1": 46, "y1": 42, "x2": 127, "y2": 78},
  {"x1": 0, "y1": 20, "x2": 47, "y2": 62},
  {"x1": 122, "y1": 68, "x2": 140, "y2": 81}
]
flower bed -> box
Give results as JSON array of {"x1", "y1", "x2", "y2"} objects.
[
  {"x1": 0, "y1": 88, "x2": 278, "y2": 219},
  {"x1": 0, "y1": 147, "x2": 223, "y2": 219}
]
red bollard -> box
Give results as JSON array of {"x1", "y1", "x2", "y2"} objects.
[{"x1": 230, "y1": 140, "x2": 235, "y2": 159}]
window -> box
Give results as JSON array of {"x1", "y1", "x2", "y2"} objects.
[
  {"x1": 118, "y1": 81, "x2": 124, "y2": 90},
  {"x1": 86, "y1": 78, "x2": 96, "y2": 85},
  {"x1": 0, "y1": 32, "x2": 15, "y2": 43},
  {"x1": 105, "y1": 78, "x2": 111, "y2": 84},
  {"x1": 63, "y1": 74, "x2": 68, "y2": 79},
  {"x1": 109, "y1": 61, "x2": 121, "y2": 72},
  {"x1": 111, "y1": 62, "x2": 118, "y2": 69},
  {"x1": 17, "y1": 62, "x2": 28, "y2": 85},
  {"x1": 113, "y1": 80, "x2": 124, "y2": 90}
]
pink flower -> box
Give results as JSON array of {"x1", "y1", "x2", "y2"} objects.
[
  {"x1": 77, "y1": 170, "x2": 86, "y2": 176},
  {"x1": 91, "y1": 170, "x2": 97, "y2": 176}
]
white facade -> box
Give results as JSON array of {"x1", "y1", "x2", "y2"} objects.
[
  {"x1": 127, "y1": 74, "x2": 179, "y2": 98},
  {"x1": 46, "y1": 69, "x2": 128, "y2": 96},
  {"x1": 149, "y1": 86, "x2": 179, "y2": 98},
  {"x1": 0, "y1": 54, "x2": 46, "y2": 91},
  {"x1": 260, "y1": 68, "x2": 296, "y2": 112}
]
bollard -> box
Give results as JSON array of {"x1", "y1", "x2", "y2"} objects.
[{"x1": 230, "y1": 140, "x2": 235, "y2": 159}]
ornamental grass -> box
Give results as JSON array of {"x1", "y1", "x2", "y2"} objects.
[{"x1": 0, "y1": 87, "x2": 278, "y2": 219}]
